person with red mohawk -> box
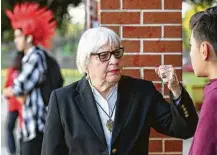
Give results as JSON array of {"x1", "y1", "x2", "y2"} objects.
[{"x1": 3, "y1": 3, "x2": 56, "y2": 155}]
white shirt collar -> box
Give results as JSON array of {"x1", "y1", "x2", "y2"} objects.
[
  {"x1": 88, "y1": 80, "x2": 118, "y2": 152},
  {"x1": 88, "y1": 80, "x2": 118, "y2": 100}
]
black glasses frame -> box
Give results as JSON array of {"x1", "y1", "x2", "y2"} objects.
[{"x1": 91, "y1": 47, "x2": 124, "y2": 62}]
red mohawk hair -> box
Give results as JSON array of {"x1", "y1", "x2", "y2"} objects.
[{"x1": 6, "y1": 3, "x2": 56, "y2": 48}]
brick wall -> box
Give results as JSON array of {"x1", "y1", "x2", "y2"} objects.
[{"x1": 100, "y1": 0, "x2": 183, "y2": 154}]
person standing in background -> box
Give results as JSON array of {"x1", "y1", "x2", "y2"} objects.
[
  {"x1": 4, "y1": 51, "x2": 24, "y2": 155},
  {"x1": 3, "y1": 3, "x2": 56, "y2": 155}
]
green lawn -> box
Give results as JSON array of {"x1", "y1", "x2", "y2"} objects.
[
  {"x1": 1, "y1": 69, "x2": 83, "y2": 92},
  {"x1": 183, "y1": 72, "x2": 208, "y2": 106},
  {"x1": 1, "y1": 69, "x2": 208, "y2": 107}
]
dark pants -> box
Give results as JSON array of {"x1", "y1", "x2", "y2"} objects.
[
  {"x1": 7, "y1": 111, "x2": 19, "y2": 154},
  {"x1": 20, "y1": 133, "x2": 43, "y2": 155}
]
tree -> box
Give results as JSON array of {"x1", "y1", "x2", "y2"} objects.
[
  {"x1": 182, "y1": 4, "x2": 209, "y2": 52},
  {"x1": 182, "y1": 0, "x2": 216, "y2": 52},
  {"x1": 1, "y1": 0, "x2": 81, "y2": 41}
]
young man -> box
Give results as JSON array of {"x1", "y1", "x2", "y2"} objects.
[
  {"x1": 3, "y1": 3, "x2": 56, "y2": 155},
  {"x1": 189, "y1": 6, "x2": 217, "y2": 155}
]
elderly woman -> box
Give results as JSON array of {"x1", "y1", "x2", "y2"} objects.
[{"x1": 42, "y1": 27, "x2": 198, "y2": 155}]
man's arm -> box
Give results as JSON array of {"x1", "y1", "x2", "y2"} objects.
[{"x1": 12, "y1": 53, "x2": 45, "y2": 96}]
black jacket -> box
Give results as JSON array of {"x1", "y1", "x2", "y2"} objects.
[{"x1": 41, "y1": 76, "x2": 198, "y2": 155}]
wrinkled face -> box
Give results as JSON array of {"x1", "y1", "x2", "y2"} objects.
[
  {"x1": 87, "y1": 45, "x2": 124, "y2": 87},
  {"x1": 189, "y1": 32, "x2": 206, "y2": 77},
  {"x1": 14, "y1": 29, "x2": 26, "y2": 51}
]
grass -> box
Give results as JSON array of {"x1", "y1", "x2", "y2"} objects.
[
  {"x1": 1, "y1": 69, "x2": 83, "y2": 91},
  {"x1": 183, "y1": 72, "x2": 208, "y2": 105},
  {"x1": 1, "y1": 69, "x2": 208, "y2": 106}
]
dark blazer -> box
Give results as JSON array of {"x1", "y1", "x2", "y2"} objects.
[{"x1": 41, "y1": 76, "x2": 198, "y2": 155}]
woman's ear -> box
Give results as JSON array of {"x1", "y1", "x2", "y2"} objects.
[
  {"x1": 84, "y1": 66, "x2": 88, "y2": 73},
  {"x1": 200, "y1": 42, "x2": 209, "y2": 61},
  {"x1": 85, "y1": 68, "x2": 90, "y2": 80},
  {"x1": 26, "y1": 35, "x2": 33, "y2": 44}
]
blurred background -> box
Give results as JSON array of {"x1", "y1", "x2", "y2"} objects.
[
  {"x1": 1, "y1": 0, "x2": 217, "y2": 154},
  {"x1": 1, "y1": 0, "x2": 97, "y2": 154}
]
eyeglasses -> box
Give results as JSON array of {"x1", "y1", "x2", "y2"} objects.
[{"x1": 91, "y1": 47, "x2": 124, "y2": 62}]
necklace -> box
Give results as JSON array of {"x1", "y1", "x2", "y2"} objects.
[{"x1": 95, "y1": 100, "x2": 116, "y2": 133}]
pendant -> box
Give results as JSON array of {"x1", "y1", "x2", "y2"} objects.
[{"x1": 106, "y1": 119, "x2": 114, "y2": 132}]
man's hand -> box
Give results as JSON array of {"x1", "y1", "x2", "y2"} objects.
[
  {"x1": 17, "y1": 96, "x2": 26, "y2": 104},
  {"x1": 3, "y1": 87, "x2": 26, "y2": 104},
  {"x1": 155, "y1": 65, "x2": 181, "y2": 99},
  {"x1": 3, "y1": 87, "x2": 14, "y2": 98}
]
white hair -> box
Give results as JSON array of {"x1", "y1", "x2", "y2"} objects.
[{"x1": 76, "y1": 27, "x2": 121, "y2": 74}]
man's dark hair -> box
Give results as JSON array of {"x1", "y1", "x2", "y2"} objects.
[
  {"x1": 190, "y1": 6, "x2": 217, "y2": 56},
  {"x1": 12, "y1": 51, "x2": 24, "y2": 71}
]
